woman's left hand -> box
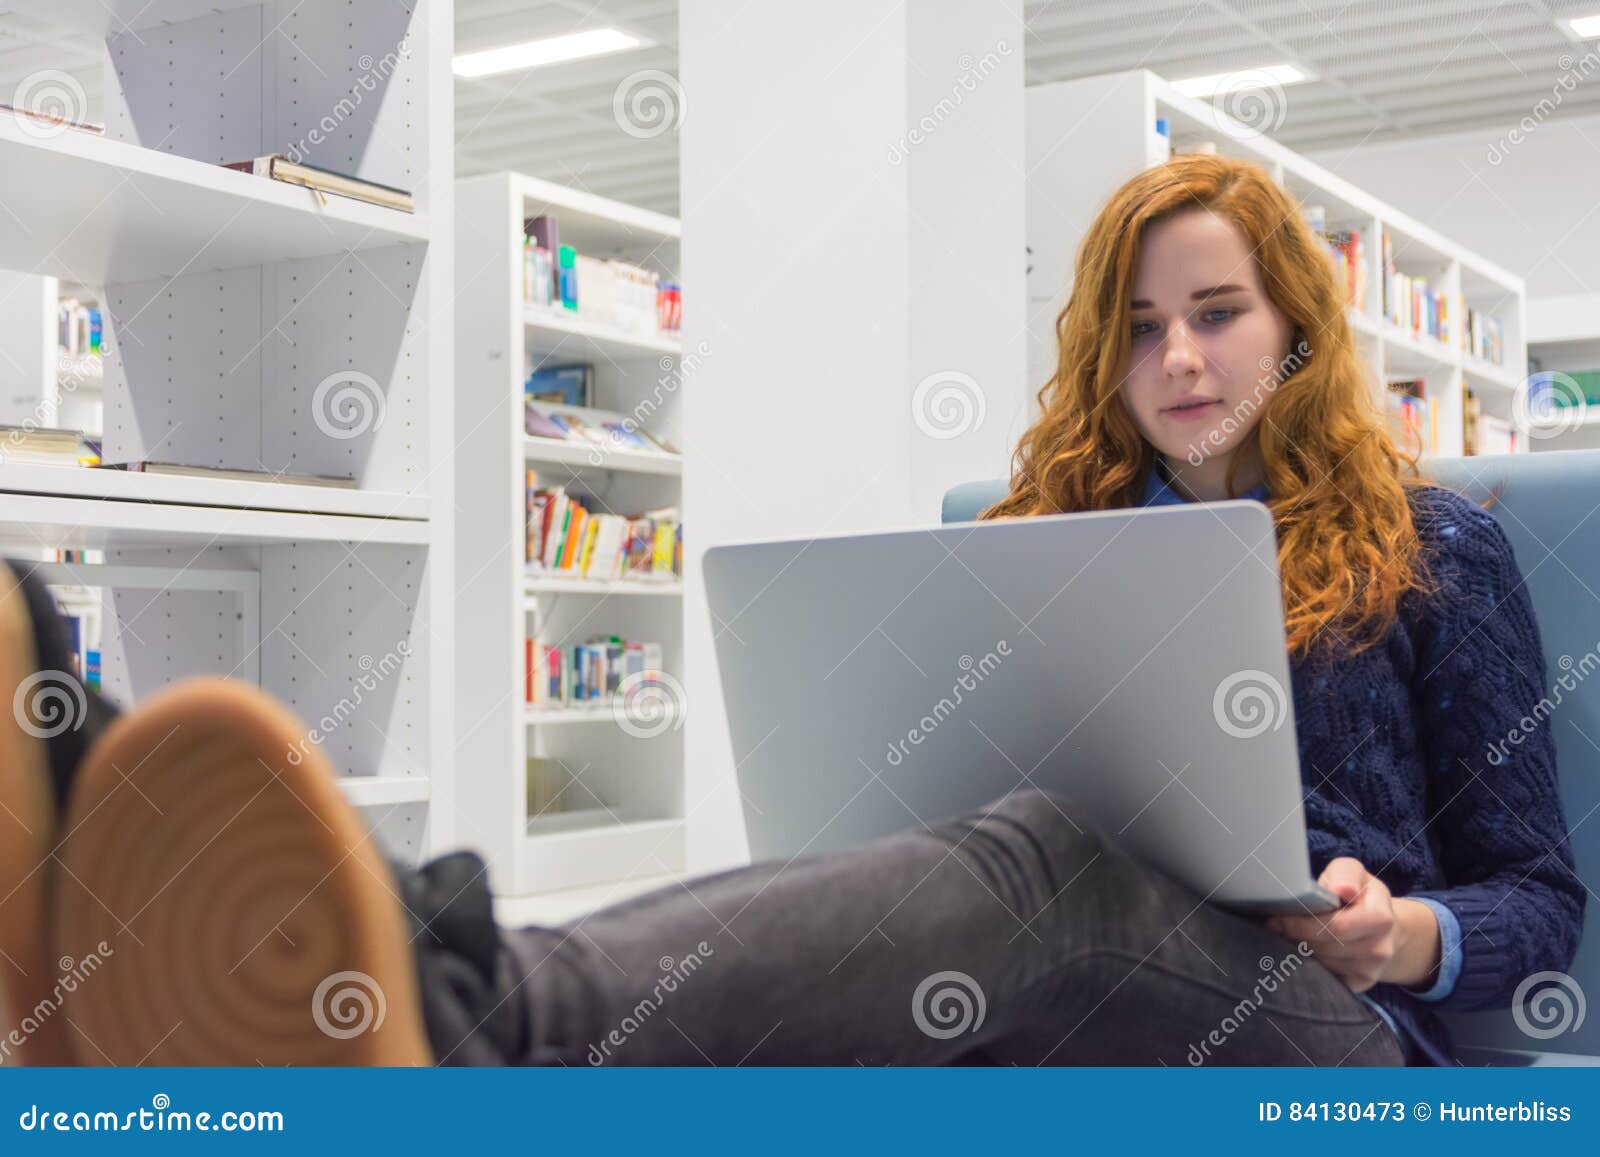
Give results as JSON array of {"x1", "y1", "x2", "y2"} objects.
[{"x1": 1264, "y1": 857, "x2": 1435, "y2": 993}]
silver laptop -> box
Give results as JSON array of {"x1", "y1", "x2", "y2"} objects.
[{"x1": 702, "y1": 500, "x2": 1340, "y2": 916}]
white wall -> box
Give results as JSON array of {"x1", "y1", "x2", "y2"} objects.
[{"x1": 678, "y1": 0, "x2": 1027, "y2": 871}]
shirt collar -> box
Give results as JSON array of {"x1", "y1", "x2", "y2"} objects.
[{"x1": 1140, "y1": 458, "x2": 1270, "y2": 507}]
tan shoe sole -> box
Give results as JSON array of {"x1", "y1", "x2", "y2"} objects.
[
  {"x1": 53, "y1": 678, "x2": 432, "y2": 1065},
  {"x1": 0, "y1": 562, "x2": 74, "y2": 1065}
]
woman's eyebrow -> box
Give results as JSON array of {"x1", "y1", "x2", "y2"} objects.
[{"x1": 1130, "y1": 284, "x2": 1251, "y2": 309}]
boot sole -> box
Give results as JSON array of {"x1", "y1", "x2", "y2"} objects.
[
  {"x1": 0, "y1": 562, "x2": 74, "y2": 1065},
  {"x1": 53, "y1": 678, "x2": 432, "y2": 1065}
]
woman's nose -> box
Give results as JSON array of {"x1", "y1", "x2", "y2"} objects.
[{"x1": 1162, "y1": 320, "x2": 1204, "y2": 377}]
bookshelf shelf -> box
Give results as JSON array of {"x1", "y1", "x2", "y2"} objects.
[
  {"x1": 525, "y1": 574, "x2": 684, "y2": 597},
  {"x1": 1525, "y1": 409, "x2": 1600, "y2": 431},
  {"x1": 1027, "y1": 69, "x2": 1528, "y2": 460},
  {"x1": 0, "y1": 463, "x2": 428, "y2": 520},
  {"x1": 1, "y1": 0, "x2": 457, "y2": 871},
  {"x1": 523, "y1": 435, "x2": 684, "y2": 477},
  {"x1": 0, "y1": 118, "x2": 430, "y2": 285},
  {"x1": 1463, "y1": 355, "x2": 1521, "y2": 390},
  {"x1": 338, "y1": 775, "x2": 433, "y2": 808},
  {"x1": 0, "y1": 493, "x2": 433, "y2": 551},
  {"x1": 521, "y1": 814, "x2": 685, "y2": 893},
  {"x1": 525, "y1": 701, "x2": 683, "y2": 727},
  {"x1": 1382, "y1": 323, "x2": 1457, "y2": 372},
  {"x1": 525, "y1": 308, "x2": 683, "y2": 360},
  {"x1": 458, "y1": 171, "x2": 687, "y2": 898}
]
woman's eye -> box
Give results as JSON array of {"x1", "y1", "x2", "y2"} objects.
[
  {"x1": 1203, "y1": 307, "x2": 1239, "y2": 325},
  {"x1": 1131, "y1": 321, "x2": 1156, "y2": 338}
]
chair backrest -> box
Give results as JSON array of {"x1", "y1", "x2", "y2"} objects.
[{"x1": 944, "y1": 451, "x2": 1600, "y2": 1061}]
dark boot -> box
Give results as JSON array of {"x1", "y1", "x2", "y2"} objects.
[
  {"x1": 0, "y1": 558, "x2": 121, "y2": 1064},
  {"x1": 4, "y1": 558, "x2": 122, "y2": 808},
  {"x1": 398, "y1": 850, "x2": 531, "y2": 1065}
]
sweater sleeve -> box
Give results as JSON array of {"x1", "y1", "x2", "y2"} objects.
[{"x1": 1403, "y1": 492, "x2": 1586, "y2": 1013}]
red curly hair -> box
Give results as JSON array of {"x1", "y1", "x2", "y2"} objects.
[{"x1": 980, "y1": 153, "x2": 1438, "y2": 658}]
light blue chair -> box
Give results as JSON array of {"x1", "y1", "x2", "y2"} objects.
[{"x1": 943, "y1": 449, "x2": 1600, "y2": 1065}]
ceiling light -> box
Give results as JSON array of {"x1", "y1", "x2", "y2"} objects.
[
  {"x1": 453, "y1": 28, "x2": 646, "y2": 79},
  {"x1": 1172, "y1": 64, "x2": 1310, "y2": 99}
]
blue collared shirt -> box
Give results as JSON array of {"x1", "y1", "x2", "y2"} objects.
[{"x1": 1138, "y1": 457, "x2": 1464, "y2": 1056}]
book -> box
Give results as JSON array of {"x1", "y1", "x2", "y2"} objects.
[
  {"x1": 1, "y1": 103, "x2": 104, "y2": 135},
  {"x1": 0, "y1": 425, "x2": 99, "y2": 467},
  {"x1": 524, "y1": 403, "x2": 570, "y2": 441},
  {"x1": 102, "y1": 461, "x2": 356, "y2": 487},
  {"x1": 222, "y1": 155, "x2": 414, "y2": 213},
  {"x1": 525, "y1": 484, "x2": 683, "y2": 582},
  {"x1": 524, "y1": 363, "x2": 592, "y2": 408}
]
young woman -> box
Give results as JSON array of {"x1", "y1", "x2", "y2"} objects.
[{"x1": 0, "y1": 156, "x2": 1581, "y2": 1069}]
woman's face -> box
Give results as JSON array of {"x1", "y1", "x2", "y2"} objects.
[{"x1": 1118, "y1": 207, "x2": 1295, "y2": 468}]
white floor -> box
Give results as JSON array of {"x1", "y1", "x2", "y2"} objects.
[{"x1": 493, "y1": 872, "x2": 684, "y2": 928}]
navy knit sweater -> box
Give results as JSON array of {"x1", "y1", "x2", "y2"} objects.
[{"x1": 1143, "y1": 465, "x2": 1586, "y2": 1065}]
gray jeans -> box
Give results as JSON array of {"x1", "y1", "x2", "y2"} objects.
[{"x1": 504, "y1": 789, "x2": 1407, "y2": 1066}]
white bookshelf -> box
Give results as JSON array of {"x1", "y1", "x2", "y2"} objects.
[
  {"x1": 0, "y1": 0, "x2": 457, "y2": 866},
  {"x1": 455, "y1": 172, "x2": 686, "y2": 896},
  {"x1": 1026, "y1": 70, "x2": 1528, "y2": 459}
]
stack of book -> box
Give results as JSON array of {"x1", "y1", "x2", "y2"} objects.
[
  {"x1": 1303, "y1": 208, "x2": 1365, "y2": 312},
  {"x1": 525, "y1": 402, "x2": 679, "y2": 458},
  {"x1": 1381, "y1": 232, "x2": 1449, "y2": 345},
  {"x1": 0, "y1": 426, "x2": 100, "y2": 467},
  {"x1": 527, "y1": 480, "x2": 682, "y2": 582},
  {"x1": 1462, "y1": 387, "x2": 1520, "y2": 455},
  {"x1": 1463, "y1": 307, "x2": 1505, "y2": 366},
  {"x1": 523, "y1": 213, "x2": 681, "y2": 337},
  {"x1": 1384, "y1": 378, "x2": 1436, "y2": 457},
  {"x1": 526, "y1": 634, "x2": 665, "y2": 708},
  {"x1": 524, "y1": 363, "x2": 592, "y2": 408},
  {"x1": 59, "y1": 298, "x2": 103, "y2": 359}
]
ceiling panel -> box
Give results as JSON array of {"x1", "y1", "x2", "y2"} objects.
[{"x1": 3, "y1": 1, "x2": 1599, "y2": 219}]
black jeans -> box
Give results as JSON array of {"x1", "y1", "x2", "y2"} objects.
[{"x1": 457, "y1": 789, "x2": 1406, "y2": 1066}]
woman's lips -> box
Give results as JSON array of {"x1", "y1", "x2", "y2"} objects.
[{"x1": 1162, "y1": 399, "x2": 1222, "y2": 422}]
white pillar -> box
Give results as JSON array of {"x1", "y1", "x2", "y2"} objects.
[
  {"x1": 680, "y1": 0, "x2": 1027, "y2": 870},
  {"x1": 0, "y1": 272, "x2": 58, "y2": 427}
]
